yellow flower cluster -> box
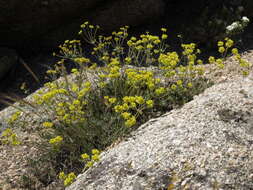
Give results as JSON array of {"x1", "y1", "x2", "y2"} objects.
[
  {"x1": 209, "y1": 56, "x2": 224, "y2": 69},
  {"x1": 181, "y1": 43, "x2": 198, "y2": 56},
  {"x1": 158, "y1": 52, "x2": 179, "y2": 77},
  {"x1": 7, "y1": 111, "x2": 21, "y2": 125},
  {"x1": 113, "y1": 96, "x2": 154, "y2": 127},
  {"x1": 59, "y1": 40, "x2": 82, "y2": 57},
  {"x1": 59, "y1": 172, "x2": 77, "y2": 186},
  {"x1": 127, "y1": 33, "x2": 161, "y2": 48},
  {"x1": 105, "y1": 58, "x2": 121, "y2": 78},
  {"x1": 74, "y1": 57, "x2": 90, "y2": 64},
  {"x1": 126, "y1": 69, "x2": 158, "y2": 89},
  {"x1": 217, "y1": 38, "x2": 234, "y2": 55},
  {"x1": 42, "y1": 121, "x2": 54, "y2": 128},
  {"x1": 80, "y1": 21, "x2": 99, "y2": 30},
  {"x1": 209, "y1": 38, "x2": 236, "y2": 70},
  {"x1": 159, "y1": 48, "x2": 204, "y2": 81},
  {"x1": 49, "y1": 136, "x2": 63, "y2": 146},
  {"x1": 146, "y1": 100, "x2": 154, "y2": 108},
  {"x1": 232, "y1": 47, "x2": 252, "y2": 76},
  {"x1": 124, "y1": 116, "x2": 136, "y2": 127},
  {"x1": 112, "y1": 26, "x2": 129, "y2": 45},
  {"x1": 81, "y1": 149, "x2": 100, "y2": 168},
  {"x1": 155, "y1": 87, "x2": 166, "y2": 95},
  {"x1": 125, "y1": 30, "x2": 168, "y2": 65},
  {"x1": 104, "y1": 96, "x2": 117, "y2": 106},
  {"x1": 1, "y1": 128, "x2": 21, "y2": 145},
  {"x1": 55, "y1": 100, "x2": 86, "y2": 124},
  {"x1": 33, "y1": 88, "x2": 67, "y2": 105}
]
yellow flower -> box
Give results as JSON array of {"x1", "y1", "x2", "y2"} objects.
[
  {"x1": 59, "y1": 172, "x2": 66, "y2": 180},
  {"x1": 242, "y1": 70, "x2": 249, "y2": 76},
  {"x1": 187, "y1": 82, "x2": 193, "y2": 88},
  {"x1": 135, "y1": 96, "x2": 145, "y2": 104},
  {"x1": 171, "y1": 84, "x2": 177, "y2": 90},
  {"x1": 147, "y1": 81, "x2": 155, "y2": 89},
  {"x1": 71, "y1": 84, "x2": 79, "y2": 92},
  {"x1": 8, "y1": 111, "x2": 21, "y2": 124},
  {"x1": 121, "y1": 112, "x2": 131, "y2": 120},
  {"x1": 74, "y1": 57, "x2": 90, "y2": 64},
  {"x1": 147, "y1": 44, "x2": 153, "y2": 49},
  {"x1": 89, "y1": 25, "x2": 94, "y2": 29},
  {"x1": 196, "y1": 59, "x2": 203, "y2": 65},
  {"x1": 91, "y1": 154, "x2": 100, "y2": 161},
  {"x1": 131, "y1": 37, "x2": 137, "y2": 41},
  {"x1": 122, "y1": 103, "x2": 129, "y2": 110},
  {"x1": 218, "y1": 47, "x2": 225, "y2": 54},
  {"x1": 231, "y1": 48, "x2": 238, "y2": 55},
  {"x1": 81, "y1": 153, "x2": 90, "y2": 160},
  {"x1": 71, "y1": 68, "x2": 78, "y2": 73},
  {"x1": 108, "y1": 98, "x2": 117, "y2": 104},
  {"x1": 161, "y1": 34, "x2": 168, "y2": 40},
  {"x1": 154, "y1": 49, "x2": 159, "y2": 54},
  {"x1": 46, "y1": 70, "x2": 57, "y2": 75},
  {"x1": 64, "y1": 173, "x2": 76, "y2": 186},
  {"x1": 216, "y1": 58, "x2": 223, "y2": 65},
  {"x1": 176, "y1": 80, "x2": 183, "y2": 86},
  {"x1": 130, "y1": 102, "x2": 137, "y2": 108},
  {"x1": 225, "y1": 39, "x2": 234, "y2": 48},
  {"x1": 42, "y1": 121, "x2": 54, "y2": 128},
  {"x1": 69, "y1": 104, "x2": 75, "y2": 111},
  {"x1": 155, "y1": 87, "x2": 166, "y2": 95},
  {"x1": 99, "y1": 82, "x2": 106, "y2": 88},
  {"x1": 208, "y1": 56, "x2": 215, "y2": 64},
  {"x1": 196, "y1": 49, "x2": 201, "y2": 54},
  {"x1": 85, "y1": 161, "x2": 94, "y2": 168},
  {"x1": 92, "y1": 149, "x2": 100, "y2": 155},
  {"x1": 125, "y1": 116, "x2": 136, "y2": 127},
  {"x1": 124, "y1": 57, "x2": 132, "y2": 64},
  {"x1": 146, "y1": 100, "x2": 154, "y2": 108},
  {"x1": 114, "y1": 105, "x2": 124, "y2": 113},
  {"x1": 49, "y1": 136, "x2": 63, "y2": 146},
  {"x1": 217, "y1": 41, "x2": 224, "y2": 47},
  {"x1": 161, "y1": 28, "x2": 167, "y2": 32},
  {"x1": 73, "y1": 99, "x2": 81, "y2": 105}
]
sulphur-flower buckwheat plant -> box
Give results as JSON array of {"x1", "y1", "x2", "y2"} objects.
[{"x1": 4, "y1": 21, "x2": 250, "y2": 187}]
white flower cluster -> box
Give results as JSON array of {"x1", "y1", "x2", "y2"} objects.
[
  {"x1": 226, "y1": 16, "x2": 250, "y2": 34},
  {"x1": 242, "y1": 16, "x2": 250, "y2": 23}
]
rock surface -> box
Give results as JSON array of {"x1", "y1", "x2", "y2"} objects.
[{"x1": 67, "y1": 74, "x2": 253, "y2": 189}]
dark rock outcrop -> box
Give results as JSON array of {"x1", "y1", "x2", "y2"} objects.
[
  {"x1": 0, "y1": 0, "x2": 103, "y2": 48},
  {"x1": 0, "y1": 0, "x2": 165, "y2": 49},
  {"x1": 0, "y1": 48, "x2": 18, "y2": 80}
]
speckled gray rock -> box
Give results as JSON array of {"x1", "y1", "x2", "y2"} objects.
[{"x1": 67, "y1": 75, "x2": 253, "y2": 190}]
